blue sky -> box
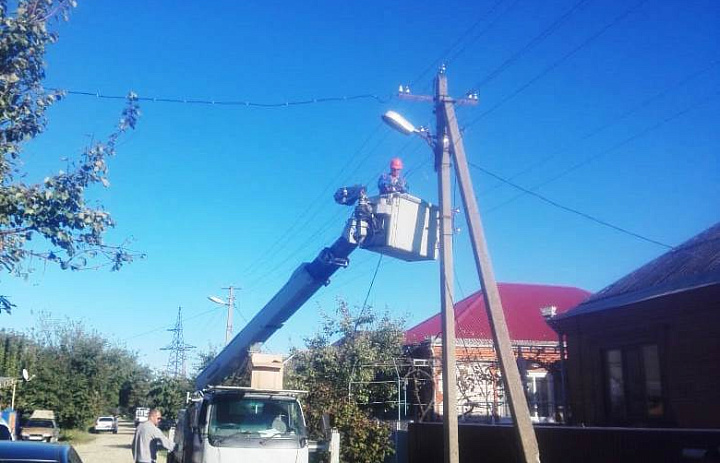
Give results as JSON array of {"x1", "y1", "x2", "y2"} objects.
[{"x1": 2, "y1": 0, "x2": 718, "y2": 372}]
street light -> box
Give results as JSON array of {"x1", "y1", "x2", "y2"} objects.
[
  {"x1": 381, "y1": 110, "x2": 417, "y2": 135},
  {"x1": 208, "y1": 286, "x2": 238, "y2": 345},
  {"x1": 208, "y1": 296, "x2": 226, "y2": 305},
  {"x1": 382, "y1": 111, "x2": 434, "y2": 148}
]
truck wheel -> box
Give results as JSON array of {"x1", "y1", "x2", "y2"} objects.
[{"x1": 113, "y1": 429, "x2": 118, "y2": 434}]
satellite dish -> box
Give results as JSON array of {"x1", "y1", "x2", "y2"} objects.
[
  {"x1": 22, "y1": 369, "x2": 29, "y2": 381},
  {"x1": 208, "y1": 296, "x2": 226, "y2": 305}
]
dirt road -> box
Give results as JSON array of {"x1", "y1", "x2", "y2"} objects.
[{"x1": 74, "y1": 420, "x2": 169, "y2": 463}]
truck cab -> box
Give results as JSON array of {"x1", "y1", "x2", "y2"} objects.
[{"x1": 176, "y1": 387, "x2": 309, "y2": 463}]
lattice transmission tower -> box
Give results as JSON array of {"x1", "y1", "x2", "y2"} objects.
[{"x1": 161, "y1": 307, "x2": 196, "y2": 377}]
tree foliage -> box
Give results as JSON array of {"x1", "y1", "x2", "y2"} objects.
[
  {"x1": 147, "y1": 376, "x2": 191, "y2": 421},
  {"x1": 287, "y1": 300, "x2": 405, "y2": 463},
  {"x1": 0, "y1": 317, "x2": 151, "y2": 429},
  {"x1": 0, "y1": 0, "x2": 142, "y2": 306}
]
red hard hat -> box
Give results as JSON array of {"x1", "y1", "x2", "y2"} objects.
[{"x1": 390, "y1": 157, "x2": 403, "y2": 170}]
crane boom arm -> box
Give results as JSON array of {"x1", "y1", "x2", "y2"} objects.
[
  {"x1": 195, "y1": 236, "x2": 357, "y2": 389},
  {"x1": 195, "y1": 190, "x2": 438, "y2": 390}
]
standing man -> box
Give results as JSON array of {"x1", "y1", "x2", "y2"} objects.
[
  {"x1": 132, "y1": 409, "x2": 174, "y2": 463},
  {"x1": 378, "y1": 157, "x2": 409, "y2": 194}
]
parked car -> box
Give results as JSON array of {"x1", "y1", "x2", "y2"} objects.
[
  {"x1": 93, "y1": 416, "x2": 118, "y2": 434},
  {"x1": 0, "y1": 441, "x2": 84, "y2": 463},
  {"x1": 21, "y1": 412, "x2": 60, "y2": 442}
]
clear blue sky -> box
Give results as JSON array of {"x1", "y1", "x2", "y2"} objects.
[{"x1": 2, "y1": 0, "x2": 718, "y2": 372}]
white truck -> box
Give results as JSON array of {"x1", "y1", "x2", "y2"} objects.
[
  {"x1": 175, "y1": 385, "x2": 311, "y2": 463},
  {"x1": 172, "y1": 189, "x2": 437, "y2": 463},
  {"x1": 135, "y1": 407, "x2": 150, "y2": 427}
]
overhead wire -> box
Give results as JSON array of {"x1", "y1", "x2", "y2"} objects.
[
  {"x1": 445, "y1": 0, "x2": 523, "y2": 69},
  {"x1": 468, "y1": 0, "x2": 593, "y2": 91},
  {"x1": 245, "y1": 110, "x2": 429, "y2": 291},
  {"x1": 463, "y1": 0, "x2": 649, "y2": 130},
  {"x1": 473, "y1": 59, "x2": 720, "y2": 198},
  {"x1": 360, "y1": 255, "x2": 385, "y2": 315},
  {"x1": 468, "y1": 161, "x2": 673, "y2": 249},
  {"x1": 52, "y1": 89, "x2": 390, "y2": 107},
  {"x1": 241, "y1": 122, "x2": 386, "y2": 277},
  {"x1": 244, "y1": 129, "x2": 396, "y2": 289},
  {"x1": 420, "y1": 64, "x2": 716, "y2": 260},
  {"x1": 482, "y1": 87, "x2": 720, "y2": 217},
  {"x1": 122, "y1": 306, "x2": 217, "y2": 342},
  {"x1": 436, "y1": 79, "x2": 718, "y2": 252},
  {"x1": 407, "y1": 0, "x2": 510, "y2": 89}
]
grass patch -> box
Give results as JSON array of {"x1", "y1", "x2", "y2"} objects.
[{"x1": 59, "y1": 429, "x2": 95, "y2": 444}]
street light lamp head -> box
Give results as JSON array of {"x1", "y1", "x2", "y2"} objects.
[
  {"x1": 208, "y1": 296, "x2": 227, "y2": 305},
  {"x1": 381, "y1": 110, "x2": 417, "y2": 135}
]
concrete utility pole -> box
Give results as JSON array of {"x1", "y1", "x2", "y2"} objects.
[
  {"x1": 390, "y1": 66, "x2": 539, "y2": 462},
  {"x1": 224, "y1": 286, "x2": 236, "y2": 345},
  {"x1": 209, "y1": 286, "x2": 239, "y2": 345},
  {"x1": 436, "y1": 69, "x2": 541, "y2": 463},
  {"x1": 435, "y1": 74, "x2": 460, "y2": 463}
]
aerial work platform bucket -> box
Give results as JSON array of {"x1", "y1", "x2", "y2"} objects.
[{"x1": 355, "y1": 193, "x2": 439, "y2": 262}]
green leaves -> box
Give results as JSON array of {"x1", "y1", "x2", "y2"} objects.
[
  {"x1": 287, "y1": 301, "x2": 403, "y2": 463},
  {"x1": 0, "y1": 319, "x2": 151, "y2": 428},
  {"x1": 0, "y1": 1, "x2": 143, "y2": 290}
]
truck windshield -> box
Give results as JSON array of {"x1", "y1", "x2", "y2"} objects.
[{"x1": 208, "y1": 395, "x2": 306, "y2": 444}]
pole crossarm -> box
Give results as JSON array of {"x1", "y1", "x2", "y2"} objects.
[{"x1": 399, "y1": 92, "x2": 479, "y2": 106}]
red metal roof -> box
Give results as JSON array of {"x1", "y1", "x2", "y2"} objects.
[{"x1": 404, "y1": 282, "x2": 591, "y2": 344}]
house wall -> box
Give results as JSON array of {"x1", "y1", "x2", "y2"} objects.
[
  {"x1": 561, "y1": 284, "x2": 720, "y2": 428},
  {"x1": 411, "y1": 341, "x2": 563, "y2": 422}
]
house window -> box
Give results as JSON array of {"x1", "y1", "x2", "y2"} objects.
[
  {"x1": 606, "y1": 349, "x2": 625, "y2": 420},
  {"x1": 604, "y1": 344, "x2": 663, "y2": 424},
  {"x1": 643, "y1": 345, "x2": 663, "y2": 418}
]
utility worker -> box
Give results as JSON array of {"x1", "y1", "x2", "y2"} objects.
[
  {"x1": 378, "y1": 157, "x2": 408, "y2": 194},
  {"x1": 132, "y1": 409, "x2": 174, "y2": 463}
]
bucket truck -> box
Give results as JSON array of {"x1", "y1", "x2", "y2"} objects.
[{"x1": 172, "y1": 188, "x2": 438, "y2": 463}]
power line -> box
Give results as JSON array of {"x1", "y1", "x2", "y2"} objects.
[
  {"x1": 408, "y1": 0, "x2": 510, "y2": 89},
  {"x1": 445, "y1": 0, "x2": 523, "y2": 70},
  {"x1": 52, "y1": 88, "x2": 390, "y2": 107},
  {"x1": 469, "y1": 0, "x2": 592, "y2": 91},
  {"x1": 464, "y1": 0, "x2": 649, "y2": 130},
  {"x1": 361, "y1": 254, "x2": 384, "y2": 312},
  {"x1": 468, "y1": 161, "x2": 673, "y2": 249},
  {"x1": 474, "y1": 59, "x2": 720, "y2": 198},
  {"x1": 482, "y1": 87, "x2": 720, "y2": 215},
  {"x1": 241, "y1": 123, "x2": 386, "y2": 277},
  {"x1": 122, "y1": 306, "x2": 217, "y2": 341}
]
